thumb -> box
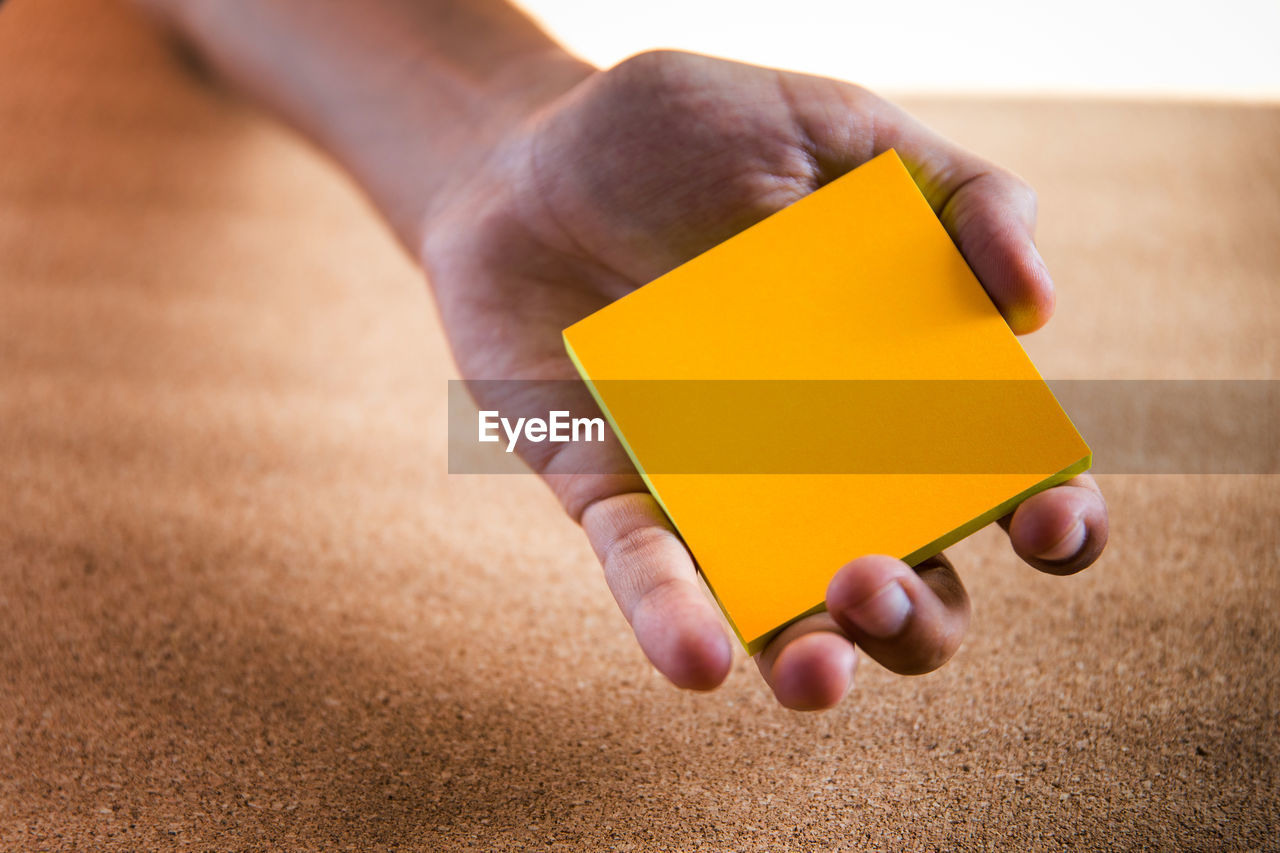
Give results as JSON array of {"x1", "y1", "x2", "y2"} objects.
[{"x1": 782, "y1": 74, "x2": 1055, "y2": 334}]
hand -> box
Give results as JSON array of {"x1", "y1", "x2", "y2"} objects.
[{"x1": 421, "y1": 50, "x2": 1109, "y2": 709}]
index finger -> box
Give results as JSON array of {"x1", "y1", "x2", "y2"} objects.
[{"x1": 580, "y1": 491, "x2": 734, "y2": 690}]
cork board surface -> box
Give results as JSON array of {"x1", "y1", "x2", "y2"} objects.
[{"x1": 1, "y1": 1, "x2": 1277, "y2": 849}]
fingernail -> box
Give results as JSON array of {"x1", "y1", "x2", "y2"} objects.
[
  {"x1": 844, "y1": 581, "x2": 911, "y2": 639},
  {"x1": 1037, "y1": 518, "x2": 1087, "y2": 562}
]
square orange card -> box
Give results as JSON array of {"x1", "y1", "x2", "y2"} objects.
[{"x1": 563, "y1": 150, "x2": 1089, "y2": 654}]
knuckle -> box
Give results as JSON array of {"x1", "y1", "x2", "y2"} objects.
[
  {"x1": 615, "y1": 47, "x2": 681, "y2": 69},
  {"x1": 1019, "y1": 180, "x2": 1039, "y2": 217},
  {"x1": 837, "y1": 80, "x2": 880, "y2": 113},
  {"x1": 608, "y1": 49, "x2": 693, "y2": 89},
  {"x1": 603, "y1": 524, "x2": 675, "y2": 577},
  {"x1": 632, "y1": 575, "x2": 688, "y2": 623},
  {"x1": 1000, "y1": 171, "x2": 1039, "y2": 220},
  {"x1": 596, "y1": 50, "x2": 703, "y2": 127}
]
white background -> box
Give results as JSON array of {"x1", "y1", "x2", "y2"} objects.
[{"x1": 517, "y1": 0, "x2": 1280, "y2": 99}]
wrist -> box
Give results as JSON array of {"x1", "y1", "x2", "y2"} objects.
[
  {"x1": 481, "y1": 48, "x2": 596, "y2": 126},
  {"x1": 146, "y1": 0, "x2": 595, "y2": 259},
  {"x1": 414, "y1": 51, "x2": 594, "y2": 268}
]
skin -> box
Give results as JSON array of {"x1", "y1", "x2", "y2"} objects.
[{"x1": 143, "y1": 0, "x2": 1109, "y2": 711}]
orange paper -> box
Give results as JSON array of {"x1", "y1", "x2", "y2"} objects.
[{"x1": 563, "y1": 150, "x2": 1090, "y2": 653}]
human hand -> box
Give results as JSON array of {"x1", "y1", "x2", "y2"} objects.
[{"x1": 421, "y1": 51, "x2": 1109, "y2": 709}]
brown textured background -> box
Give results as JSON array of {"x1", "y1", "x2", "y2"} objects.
[{"x1": 1, "y1": 1, "x2": 1277, "y2": 849}]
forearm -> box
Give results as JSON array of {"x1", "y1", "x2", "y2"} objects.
[{"x1": 142, "y1": 0, "x2": 593, "y2": 249}]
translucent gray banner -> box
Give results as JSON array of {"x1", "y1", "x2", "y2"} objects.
[{"x1": 447, "y1": 380, "x2": 1278, "y2": 475}]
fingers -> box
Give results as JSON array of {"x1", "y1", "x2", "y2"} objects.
[
  {"x1": 470, "y1": 372, "x2": 734, "y2": 692},
  {"x1": 754, "y1": 553, "x2": 970, "y2": 711},
  {"x1": 580, "y1": 489, "x2": 971, "y2": 702},
  {"x1": 579, "y1": 475, "x2": 1103, "y2": 702},
  {"x1": 581, "y1": 492, "x2": 733, "y2": 690},
  {"x1": 884, "y1": 127, "x2": 1054, "y2": 334},
  {"x1": 783, "y1": 78, "x2": 1055, "y2": 333},
  {"x1": 1000, "y1": 473, "x2": 1109, "y2": 575},
  {"x1": 755, "y1": 613, "x2": 857, "y2": 711},
  {"x1": 862, "y1": 96, "x2": 1054, "y2": 334},
  {"x1": 932, "y1": 167, "x2": 1053, "y2": 335},
  {"x1": 826, "y1": 553, "x2": 970, "y2": 676}
]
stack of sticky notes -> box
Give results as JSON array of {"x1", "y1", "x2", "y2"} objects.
[{"x1": 563, "y1": 150, "x2": 1090, "y2": 654}]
